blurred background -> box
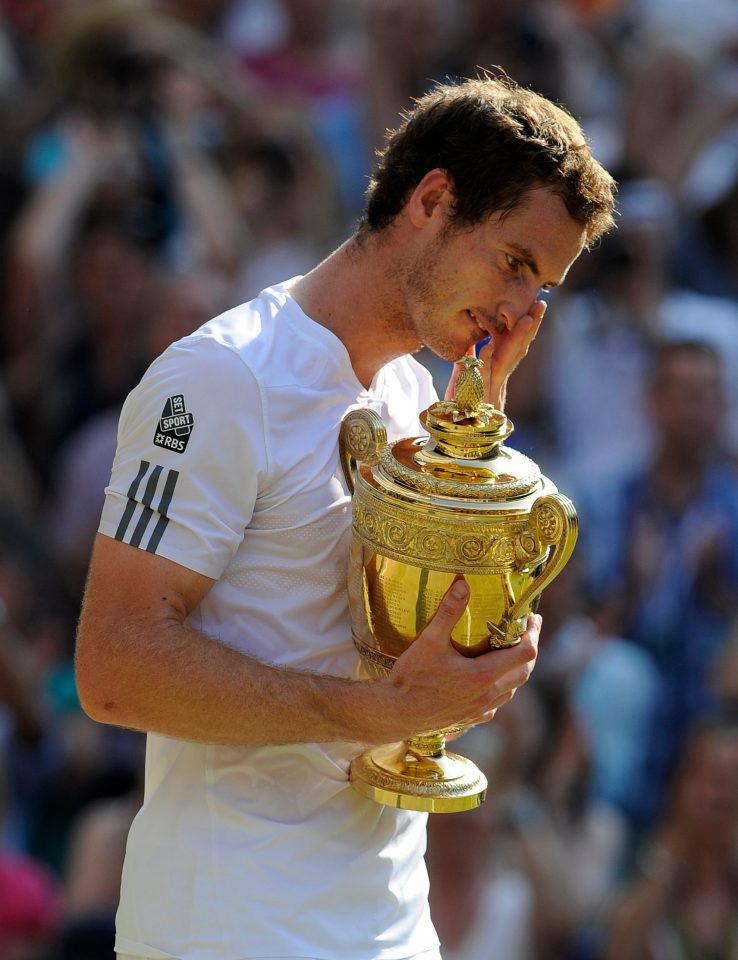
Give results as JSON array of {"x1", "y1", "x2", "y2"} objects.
[{"x1": 2, "y1": 0, "x2": 738, "y2": 958}]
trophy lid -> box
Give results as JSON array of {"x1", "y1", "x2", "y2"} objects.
[{"x1": 381, "y1": 356, "x2": 542, "y2": 502}]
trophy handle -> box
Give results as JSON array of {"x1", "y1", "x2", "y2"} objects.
[
  {"x1": 339, "y1": 408, "x2": 388, "y2": 494},
  {"x1": 487, "y1": 493, "x2": 578, "y2": 648}
]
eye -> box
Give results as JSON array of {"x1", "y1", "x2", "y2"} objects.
[{"x1": 505, "y1": 253, "x2": 522, "y2": 272}]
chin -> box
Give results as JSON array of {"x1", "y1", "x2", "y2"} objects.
[
  {"x1": 424, "y1": 339, "x2": 470, "y2": 363},
  {"x1": 424, "y1": 347, "x2": 457, "y2": 363}
]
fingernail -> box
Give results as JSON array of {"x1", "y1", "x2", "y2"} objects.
[{"x1": 450, "y1": 579, "x2": 469, "y2": 600}]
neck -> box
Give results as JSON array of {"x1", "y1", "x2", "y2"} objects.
[{"x1": 290, "y1": 230, "x2": 418, "y2": 388}]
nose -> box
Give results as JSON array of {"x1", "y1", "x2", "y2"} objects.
[
  {"x1": 496, "y1": 302, "x2": 519, "y2": 331},
  {"x1": 496, "y1": 289, "x2": 543, "y2": 330}
]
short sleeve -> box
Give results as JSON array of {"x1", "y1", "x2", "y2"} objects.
[{"x1": 98, "y1": 336, "x2": 267, "y2": 579}]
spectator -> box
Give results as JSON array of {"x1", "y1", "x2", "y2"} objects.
[
  {"x1": 233, "y1": 0, "x2": 386, "y2": 220},
  {"x1": 605, "y1": 717, "x2": 738, "y2": 960},
  {"x1": 539, "y1": 179, "x2": 738, "y2": 484},
  {"x1": 2, "y1": 1, "x2": 248, "y2": 479},
  {"x1": 575, "y1": 340, "x2": 738, "y2": 828}
]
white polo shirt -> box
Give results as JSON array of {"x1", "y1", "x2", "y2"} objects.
[{"x1": 99, "y1": 282, "x2": 439, "y2": 960}]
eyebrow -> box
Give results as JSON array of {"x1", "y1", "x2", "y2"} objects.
[{"x1": 506, "y1": 243, "x2": 560, "y2": 289}]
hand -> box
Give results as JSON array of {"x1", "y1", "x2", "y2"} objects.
[
  {"x1": 378, "y1": 579, "x2": 540, "y2": 742},
  {"x1": 156, "y1": 64, "x2": 209, "y2": 135},
  {"x1": 58, "y1": 114, "x2": 141, "y2": 183},
  {"x1": 445, "y1": 298, "x2": 547, "y2": 409}
]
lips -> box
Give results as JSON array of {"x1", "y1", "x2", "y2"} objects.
[
  {"x1": 467, "y1": 309, "x2": 504, "y2": 336},
  {"x1": 467, "y1": 309, "x2": 488, "y2": 335}
]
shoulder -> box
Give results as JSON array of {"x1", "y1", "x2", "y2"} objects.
[
  {"x1": 196, "y1": 285, "x2": 350, "y2": 391},
  {"x1": 126, "y1": 286, "x2": 294, "y2": 421}
]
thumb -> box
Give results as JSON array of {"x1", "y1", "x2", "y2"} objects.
[{"x1": 416, "y1": 578, "x2": 470, "y2": 647}]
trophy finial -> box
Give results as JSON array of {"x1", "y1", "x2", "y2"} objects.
[{"x1": 453, "y1": 355, "x2": 485, "y2": 422}]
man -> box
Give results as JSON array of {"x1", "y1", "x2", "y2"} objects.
[{"x1": 75, "y1": 74, "x2": 615, "y2": 960}]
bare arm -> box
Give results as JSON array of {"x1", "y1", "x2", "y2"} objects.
[
  {"x1": 156, "y1": 65, "x2": 245, "y2": 278},
  {"x1": 75, "y1": 533, "x2": 540, "y2": 747},
  {"x1": 604, "y1": 849, "x2": 678, "y2": 960}
]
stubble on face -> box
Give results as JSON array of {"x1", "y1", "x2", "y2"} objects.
[{"x1": 385, "y1": 226, "x2": 470, "y2": 362}]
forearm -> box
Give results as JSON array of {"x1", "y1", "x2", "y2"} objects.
[
  {"x1": 76, "y1": 537, "x2": 540, "y2": 750},
  {"x1": 167, "y1": 134, "x2": 243, "y2": 276},
  {"x1": 76, "y1": 614, "x2": 397, "y2": 747}
]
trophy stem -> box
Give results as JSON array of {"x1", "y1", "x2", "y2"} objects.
[
  {"x1": 406, "y1": 731, "x2": 446, "y2": 757},
  {"x1": 349, "y1": 735, "x2": 487, "y2": 813}
]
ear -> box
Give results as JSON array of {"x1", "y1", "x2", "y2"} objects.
[{"x1": 406, "y1": 168, "x2": 455, "y2": 229}]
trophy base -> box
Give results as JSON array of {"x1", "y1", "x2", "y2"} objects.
[{"x1": 349, "y1": 742, "x2": 487, "y2": 813}]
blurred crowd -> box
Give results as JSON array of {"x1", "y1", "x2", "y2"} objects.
[{"x1": 1, "y1": 0, "x2": 738, "y2": 958}]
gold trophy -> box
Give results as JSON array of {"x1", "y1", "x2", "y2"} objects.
[{"x1": 339, "y1": 356, "x2": 578, "y2": 813}]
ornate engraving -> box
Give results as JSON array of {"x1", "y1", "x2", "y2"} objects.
[
  {"x1": 489, "y1": 494, "x2": 578, "y2": 642},
  {"x1": 459, "y1": 536, "x2": 486, "y2": 563},
  {"x1": 380, "y1": 445, "x2": 539, "y2": 501},
  {"x1": 351, "y1": 756, "x2": 487, "y2": 796},
  {"x1": 353, "y1": 635, "x2": 394, "y2": 677},
  {"x1": 416, "y1": 530, "x2": 445, "y2": 560},
  {"x1": 347, "y1": 421, "x2": 372, "y2": 458},
  {"x1": 520, "y1": 533, "x2": 537, "y2": 554},
  {"x1": 343, "y1": 410, "x2": 387, "y2": 464},
  {"x1": 489, "y1": 537, "x2": 517, "y2": 565},
  {"x1": 339, "y1": 409, "x2": 388, "y2": 494},
  {"x1": 386, "y1": 520, "x2": 411, "y2": 549},
  {"x1": 533, "y1": 499, "x2": 564, "y2": 543},
  {"x1": 352, "y1": 486, "x2": 538, "y2": 574}
]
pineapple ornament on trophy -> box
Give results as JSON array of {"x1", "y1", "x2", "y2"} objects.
[
  {"x1": 339, "y1": 355, "x2": 578, "y2": 813},
  {"x1": 452, "y1": 354, "x2": 485, "y2": 420}
]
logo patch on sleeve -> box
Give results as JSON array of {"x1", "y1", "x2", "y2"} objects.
[{"x1": 153, "y1": 395, "x2": 194, "y2": 453}]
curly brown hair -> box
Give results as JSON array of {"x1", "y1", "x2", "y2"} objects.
[{"x1": 359, "y1": 73, "x2": 616, "y2": 248}]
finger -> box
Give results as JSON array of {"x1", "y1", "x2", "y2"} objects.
[
  {"x1": 475, "y1": 341, "x2": 495, "y2": 399},
  {"x1": 471, "y1": 689, "x2": 516, "y2": 726},
  {"x1": 481, "y1": 314, "x2": 533, "y2": 367},
  {"x1": 510, "y1": 315, "x2": 537, "y2": 358},
  {"x1": 499, "y1": 314, "x2": 539, "y2": 372},
  {"x1": 503, "y1": 299, "x2": 547, "y2": 353},
  {"x1": 487, "y1": 689, "x2": 515, "y2": 713},
  {"x1": 530, "y1": 298, "x2": 548, "y2": 325},
  {"x1": 525, "y1": 302, "x2": 546, "y2": 343},
  {"x1": 490, "y1": 652, "x2": 537, "y2": 699},
  {"x1": 519, "y1": 302, "x2": 546, "y2": 355},
  {"x1": 480, "y1": 627, "x2": 539, "y2": 677},
  {"x1": 477, "y1": 337, "x2": 496, "y2": 363}
]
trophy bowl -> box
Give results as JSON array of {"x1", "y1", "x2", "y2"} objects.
[{"x1": 339, "y1": 357, "x2": 578, "y2": 813}]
